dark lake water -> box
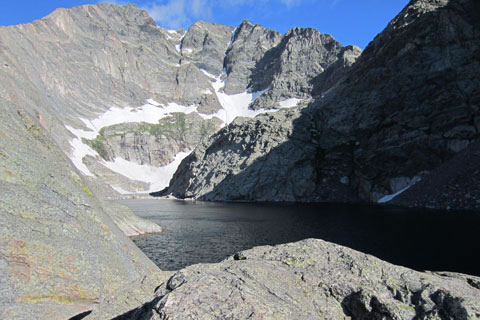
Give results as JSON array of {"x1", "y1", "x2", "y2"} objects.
[{"x1": 118, "y1": 199, "x2": 480, "y2": 276}]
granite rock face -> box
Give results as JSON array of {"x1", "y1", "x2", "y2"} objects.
[
  {"x1": 0, "y1": 104, "x2": 167, "y2": 319},
  {"x1": 163, "y1": 106, "x2": 355, "y2": 202},
  {"x1": 84, "y1": 113, "x2": 221, "y2": 167},
  {"x1": 164, "y1": 0, "x2": 480, "y2": 205},
  {"x1": 336, "y1": 0, "x2": 480, "y2": 201},
  {"x1": 223, "y1": 20, "x2": 362, "y2": 110},
  {"x1": 180, "y1": 20, "x2": 234, "y2": 76},
  {"x1": 250, "y1": 28, "x2": 361, "y2": 110},
  {"x1": 117, "y1": 239, "x2": 480, "y2": 320},
  {"x1": 223, "y1": 20, "x2": 283, "y2": 94}
]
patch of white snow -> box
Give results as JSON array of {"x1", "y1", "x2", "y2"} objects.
[
  {"x1": 111, "y1": 185, "x2": 137, "y2": 195},
  {"x1": 65, "y1": 99, "x2": 197, "y2": 179},
  {"x1": 146, "y1": 98, "x2": 161, "y2": 106},
  {"x1": 68, "y1": 138, "x2": 98, "y2": 177},
  {"x1": 200, "y1": 69, "x2": 276, "y2": 125},
  {"x1": 183, "y1": 47, "x2": 193, "y2": 54},
  {"x1": 378, "y1": 177, "x2": 422, "y2": 203},
  {"x1": 175, "y1": 30, "x2": 187, "y2": 53},
  {"x1": 82, "y1": 102, "x2": 197, "y2": 133},
  {"x1": 278, "y1": 98, "x2": 302, "y2": 108},
  {"x1": 101, "y1": 151, "x2": 192, "y2": 192}
]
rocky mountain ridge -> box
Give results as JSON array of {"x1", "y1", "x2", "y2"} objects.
[
  {"x1": 163, "y1": 0, "x2": 480, "y2": 209},
  {"x1": 0, "y1": 3, "x2": 359, "y2": 196}
]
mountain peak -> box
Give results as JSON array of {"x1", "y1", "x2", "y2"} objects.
[{"x1": 42, "y1": 3, "x2": 156, "y2": 32}]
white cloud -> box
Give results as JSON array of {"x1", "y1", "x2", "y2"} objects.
[
  {"x1": 144, "y1": 1, "x2": 189, "y2": 29},
  {"x1": 99, "y1": 0, "x2": 313, "y2": 29},
  {"x1": 137, "y1": 0, "x2": 214, "y2": 29}
]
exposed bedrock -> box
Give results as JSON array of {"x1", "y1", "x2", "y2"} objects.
[{"x1": 117, "y1": 239, "x2": 480, "y2": 320}]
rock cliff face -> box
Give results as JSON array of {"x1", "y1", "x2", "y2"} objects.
[
  {"x1": 0, "y1": 103, "x2": 167, "y2": 319},
  {"x1": 117, "y1": 239, "x2": 480, "y2": 320},
  {"x1": 84, "y1": 113, "x2": 221, "y2": 167},
  {"x1": 164, "y1": 0, "x2": 480, "y2": 207}
]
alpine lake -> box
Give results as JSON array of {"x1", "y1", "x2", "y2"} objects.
[{"x1": 118, "y1": 199, "x2": 480, "y2": 276}]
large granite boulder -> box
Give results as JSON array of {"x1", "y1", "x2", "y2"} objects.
[{"x1": 117, "y1": 239, "x2": 480, "y2": 319}]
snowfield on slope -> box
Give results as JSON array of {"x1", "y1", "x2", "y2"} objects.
[{"x1": 65, "y1": 75, "x2": 302, "y2": 193}]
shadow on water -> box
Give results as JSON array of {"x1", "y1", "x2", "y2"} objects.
[{"x1": 120, "y1": 199, "x2": 480, "y2": 276}]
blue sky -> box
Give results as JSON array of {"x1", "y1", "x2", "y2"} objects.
[{"x1": 0, "y1": 0, "x2": 409, "y2": 48}]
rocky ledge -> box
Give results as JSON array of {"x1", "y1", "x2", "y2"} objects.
[{"x1": 116, "y1": 239, "x2": 480, "y2": 319}]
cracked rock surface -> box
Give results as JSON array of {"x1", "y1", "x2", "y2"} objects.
[{"x1": 117, "y1": 239, "x2": 480, "y2": 320}]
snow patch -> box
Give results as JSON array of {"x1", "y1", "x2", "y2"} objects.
[
  {"x1": 101, "y1": 151, "x2": 191, "y2": 192},
  {"x1": 201, "y1": 89, "x2": 213, "y2": 95},
  {"x1": 81, "y1": 102, "x2": 197, "y2": 133},
  {"x1": 68, "y1": 137, "x2": 98, "y2": 177},
  {"x1": 168, "y1": 29, "x2": 178, "y2": 34},
  {"x1": 111, "y1": 185, "x2": 137, "y2": 195},
  {"x1": 378, "y1": 177, "x2": 422, "y2": 203},
  {"x1": 65, "y1": 99, "x2": 197, "y2": 183},
  {"x1": 200, "y1": 69, "x2": 276, "y2": 125},
  {"x1": 183, "y1": 47, "x2": 193, "y2": 54},
  {"x1": 278, "y1": 98, "x2": 302, "y2": 108},
  {"x1": 227, "y1": 27, "x2": 237, "y2": 49},
  {"x1": 147, "y1": 98, "x2": 161, "y2": 106},
  {"x1": 175, "y1": 30, "x2": 186, "y2": 53}
]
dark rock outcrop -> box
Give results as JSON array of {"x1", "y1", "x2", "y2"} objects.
[
  {"x1": 392, "y1": 141, "x2": 480, "y2": 210},
  {"x1": 250, "y1": 28, "x2": 361, "y2": 110},
  {"x1": 180, "y1": 20, "x2": 235, "y2": 76},
  {"x1": 117, "y1": 239, "x2": 480, "y2": 319}
]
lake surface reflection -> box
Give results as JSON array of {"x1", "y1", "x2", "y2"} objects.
[{"x1": 118, "y1": 199, "x2": 480, "y2": 275}]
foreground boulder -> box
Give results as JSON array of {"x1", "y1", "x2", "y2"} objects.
[{"x1": 117, "y1": 239, "x2": 480, "y2": 319}]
